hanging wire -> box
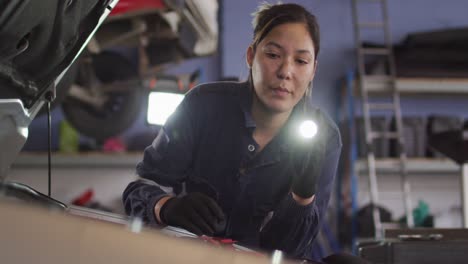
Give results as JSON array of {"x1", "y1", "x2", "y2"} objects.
[{"x1": 45, "y1": 91, "x2": 54, "y2": 197}]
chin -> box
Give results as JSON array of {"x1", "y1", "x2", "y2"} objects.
[
  {"x1": 256, "y1": 94, "x2": 295, "y2": 114},
  {"x1": 265, "y1": 102, "x2": 293, "y2": 114}
]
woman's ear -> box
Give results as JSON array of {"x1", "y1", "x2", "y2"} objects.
[{"x1": 246, "y1": 46, "x2": 254, "y2": 68}]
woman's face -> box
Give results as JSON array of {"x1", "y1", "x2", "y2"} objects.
[{"x1": 247, "y1": 22, "x2": 317, "y2": 114}]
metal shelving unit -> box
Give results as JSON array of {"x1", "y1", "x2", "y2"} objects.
[
  {"x1": 353, "y1": 77, "x2": 468, "y2": 95},
  {"x1": 346, "y1": 0, "x2": 468, "y2": 243},
  {"x1": 355, "y1": 158, "x2": 459, "y2": 175},
  {"x1": 342, "y1": 74, "x2": 468, "y2": 236}
]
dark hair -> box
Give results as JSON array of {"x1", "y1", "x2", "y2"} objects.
[{"x1": 251, "y1": 3, "x2": 320, "y2": 57}]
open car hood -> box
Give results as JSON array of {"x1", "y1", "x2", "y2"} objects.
[{"x1": 0, "y1": 0, "x2": 119, "y2": 179}]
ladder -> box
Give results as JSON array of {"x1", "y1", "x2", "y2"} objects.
[{"x1": 351, "y1": 0, "x2": 414, "y2": 239}]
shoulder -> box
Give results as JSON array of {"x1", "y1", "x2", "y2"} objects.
[
  {"x1": 185, "y1": 81, "x2": 247, "y2": 101},
  {"x1": 177, "y1": 81, "x2": 248, "y2": 119}
]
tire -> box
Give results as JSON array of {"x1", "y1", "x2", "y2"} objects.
[{"x1": 62, "y1": 51, "x2": 144, "y2": 141}]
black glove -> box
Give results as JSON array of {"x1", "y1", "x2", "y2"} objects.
[
  {"x1": 160, "y1": 192, "x2": 225, "y2": 236},
  {"x1": 291, "y1": 147, "x2": 325, "y2": 199},
  {"x1": 290, "y1": 112, "x2": 327, "y2": 199}
]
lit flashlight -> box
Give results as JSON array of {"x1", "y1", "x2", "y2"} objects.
[{"x1": 299, "y1": 120, "x2": 318, "y2": 139}]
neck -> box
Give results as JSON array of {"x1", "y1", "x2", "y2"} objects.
[{"x1": 251, "y1": 95, "x2": 291, "y2": 136}]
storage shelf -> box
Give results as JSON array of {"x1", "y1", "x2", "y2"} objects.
[
  {"x1": 355, "y1": 158, "x2": 460, "y2": 175},
  {"x1": 361, "y1": 77, "x2": 468, "y2": 95},
  {"x1": 12, "y1": 152, "x2": 143, "y2": 168}
]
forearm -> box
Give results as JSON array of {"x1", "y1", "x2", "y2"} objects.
[
  {"x1": 259, "y1": 193, "x2": 320, "y2": 258},
  {"x1": 260, "y1": 139, "x2": 342, "y2": 258},
  {"x1": 125, "y1": 130, "x2": 188, "y2": 224}
]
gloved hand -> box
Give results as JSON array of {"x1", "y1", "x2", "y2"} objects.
[
  {"x1": 291, "y1": 147, "x2": 325, "y2": 199},
  {"x1": 290, "y1": 112, "x2": 327, "y2": 199},
  {"x1": 160, "y1": 192, "x2": 225, "y2": 236}
]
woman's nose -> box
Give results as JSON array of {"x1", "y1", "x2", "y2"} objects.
[{"x1": 276, "y1": 59, "x2": 292, "y2": 80}]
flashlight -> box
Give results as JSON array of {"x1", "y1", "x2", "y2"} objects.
[
  {"x1": 290, "y1": 117, "x2": 323, "y2": 199},
  {"x1": 299, "y1": 120, "x2": 318, "y2": 139}
]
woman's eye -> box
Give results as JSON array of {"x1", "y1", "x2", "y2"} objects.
[{"x1": 266, "y1": 52, "x2": 279, "y2": 59}]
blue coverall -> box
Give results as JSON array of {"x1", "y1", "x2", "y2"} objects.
[{"x1": 123, "y1": 81, "x2": 342, "y2": 259}]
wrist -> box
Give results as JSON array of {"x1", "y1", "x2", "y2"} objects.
[
  {"x1": 292, "y1": 192, "x2": 315, "y2": 206},
  {"x1": 154, "y1": 196, "x2": 174, "y2": 225}
]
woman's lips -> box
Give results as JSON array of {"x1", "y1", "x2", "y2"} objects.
[{"x1": 271, "y1": 87, "x2": 290, "y2": 97}]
